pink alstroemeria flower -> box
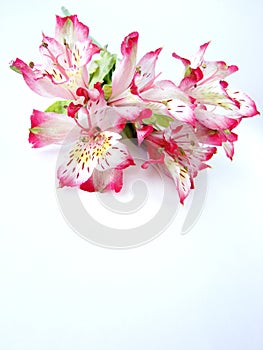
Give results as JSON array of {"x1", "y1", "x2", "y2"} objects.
[
  {"x1": 173, "y1": 42, "x2": 259, "y2": 120},
  {"x1": 11, "y1": 15, "x2": 100, "y2": 100},
  {"x1": 11, "y1": 12, "x2": 260, "y2": 201},
  {"x1": 57, "y1": 130, "x2": 134, "y2": 192},
  {"x1": 29, "y1": 82, "x2": 135, "y2": 193},
  {"x1": 172, "y1": 42, "x2": 259, "y2": 158},
  {"x1": 143, "y1": 122, "x2": 216, "y2": 203},
  {"x1": 108, "y1": 32, "x2": 196, "y2": 129}
]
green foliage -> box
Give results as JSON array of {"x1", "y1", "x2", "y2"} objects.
[
  {"x1": 45, "y1": 100, "x2": 71, "y2": 114},
  {"x1": 143, "y1": 114, "x2": 174, "y2": 129},
  {"x1": 89, "y1": 48, "x2": 117, "y2": 89},
  {"x1": 61, "y1": 6, "x2": 71, "y2": 16}
]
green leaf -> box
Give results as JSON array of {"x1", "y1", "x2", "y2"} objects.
[
  {"x1": 45, "y1": 100, "x2": 71, "y2": 114},
  {"x1": 89, "y1": 49, "x2": 117, "y2": 87},
  {"x1": 121, "y1": 123, "x2": 137, "y2": 139},
  {"x1": 142, "y1": 115, "x2": 157, "y2": 125},
  {"x1": 143, "y1": 114, "x2": 173, "y2": 129},
  {"x1": 155, "y1": 114, "x2": 174, "y2": 128},
  {"x1": 61, "y1": 6, "x2": 71, "y2": 16}
]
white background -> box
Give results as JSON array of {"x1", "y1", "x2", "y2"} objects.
[{"x1": 1, "y1": 0, "x2": 263, "y2": 349}]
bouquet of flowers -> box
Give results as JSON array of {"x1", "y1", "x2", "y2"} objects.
[{"x1": 10, "y1": 13, "x2": 259, "y2": 204}]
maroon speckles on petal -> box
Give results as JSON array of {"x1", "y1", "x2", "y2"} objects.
[{"x1": 67, "y1": 159, "x2": 73, "y2": 166}]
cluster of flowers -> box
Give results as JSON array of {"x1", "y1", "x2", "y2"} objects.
[{"x1": 11, "y1": 15, "x2": 259, "y2": 203}]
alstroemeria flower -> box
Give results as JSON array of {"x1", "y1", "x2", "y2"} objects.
[
  {"x1": 143, "y1": 122, "x2": 216, "y2": 203},
  {"x1": 11, "y1": 15, "x2": 100, "y2": 100},
  {"x1": 58, "y1": 130, "x2": 135, "y2": 192},
  {"x1": 108, "y1": 33, "x2": 196, "y2": 130},
  {"x1": 172, "y1": 42, "x2": 259, "y2": 158},
  {"x1": 173, "y1": 42, "x2": 259, "y2": 121},
  {"x1": 11, "y1": 13, "x2": 260, "y2": 201}
]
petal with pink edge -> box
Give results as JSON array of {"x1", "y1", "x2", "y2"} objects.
[
  {"x1": 198, "y1": 61, "x2": 238, "y2": 85},
  {"x1": 95, "y1": 137, "x2": 135, "y2": 171},
  {"x1": 11, "y1": 58, "x2": 74, "y2": 99},
  {"x1": 80, "y1": 168, "x2": 124, "y2": 193},
  {"x1": 228, "y1": 90, "x2": 260, "y2": 117},
  {"x1": 191, "y1": 42, "x2": 210, "y2": 68},
  {"x1": 29, "y1": 110, "x2": 78, "y2": 148},
  {"x1": 55, "y1": 15, "x2": 89, "y2": 46},
  {"x1": 110, "y1": 32, "x2": 138, "y2": 100},
  {"x1": 195, "y1": 107, "x2": 240, "y2": 130},
  {"x1": 190, "y1": 80, "x2": 237, "y2": 109},
  {"x1": 166, "y1": 99, "x2": 196, "y2": 126},
  {"x1": 222, "y1": 141, "x2": 235, "y2": 160},
  {"x1": 57, "y1": 131, "x2": 134, "y2": 188},
  {"x1": 164, "y1": 154, "x2": 191, "y2": 204},
  {"x1": 132, "y1": 47, "x2": 162, "y2": 92}
]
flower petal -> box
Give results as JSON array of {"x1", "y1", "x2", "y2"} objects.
[
  {"x1": 191, "y1": 42, "x2": 210, "y2": 68},
  {"x1": 195, "y1": 107, "x2": 240, "y2": 130},
  {"x1": 166, "y1": 98, "x2": 196, "y2": 126},
  {"x1": 57, "y1": 139, "x2": 96, "y2": 187},
  {"x1": 55, "y1": 15, "x2": 89, "y2": 46},
  {"x1": 222, "y1": 141, "x2": 235, "y2": 160},
  {"x1": 11, "y1": 58, "x2": 74, "y2": 99},
  {"x1": 57, "y1": 131, "x2": 134, "y2": 188},
  {"x1": 140, "y1": 80, "x2": 196, "y2": 125},
  {"x1": 132, "y1": 47, "x2": 162, "y2": 92},
  {"x1": 95, "y1": 136, "x2": 135, "y2": 171},
  {"x1": 228, "y1": 90, "x2": 260, "y2": 117},
  {"x1": 164, "y1": 154, "x2": 191, "y2": 204},
  {"x1": 29, "y1": 110, "x2": 78, "y2": 148},
  {"x1": 190, "y1": 80, "x2": 237, "y2": 109},
  {"x1": 80, "y1": 168, "x2": 123, "y2": 193},
  {"x1": 110, "y1": 32, "x2": 139, "y2": 100}
]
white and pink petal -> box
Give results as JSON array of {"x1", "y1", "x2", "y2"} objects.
[
  {"x1": 57, "y1": 139, "x2": 96, "y2": 187},
  {"x1": 227, "y1": 90, "x2": 260, "y2": 117},
  {"x1": 132, "y1": 47, "x2": 162, "y2": 92},
  {"x1": 55, "y1": 15, "x2": 89, "y2": 47},
  {"x1": 95, "y1": 137, "x2": 135, "y2": 171},
  {"x1": 164, "y1": 154, "x2": 191, "y2": 204},
  {"x1": 11, "y1": 58, "x2": 74, "y2": 99},
  {"x1": 57, "y1": 131, "x2": 134, "y2": 188},
  {"x1": 110, "y1": 32, "x2": 139, "y2": 101},
  {"x1": 195, "y1": 107, "x2": 240, "y2": 130},
  {"x1": 80, "y1": 168, "x2": 124, "y2": 193},
  {"x1": 29, "y1": 110, "x2": 78, "y2": 148}
]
